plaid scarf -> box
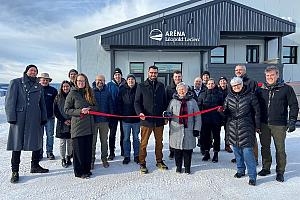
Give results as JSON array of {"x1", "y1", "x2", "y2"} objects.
[{"x1": 179, "y1": 98, "x2": 188, "y2": 128}]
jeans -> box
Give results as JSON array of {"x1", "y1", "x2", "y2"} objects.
[
  {"x1": 122, "y1": 122, "x2": 140, "y2": 158},
  {"x1": 42, "y1": 117, "x2": 55, "y2": 154},
  {"x1": 233, "y1": 145, "x2": 257, "y2": 181}
]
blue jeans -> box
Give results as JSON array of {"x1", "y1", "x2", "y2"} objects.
[
  {"x1": 233, "y1": 145, "x2": 257, "y2": 181},
  {"x1": 42, "y1": 118, "x2": 55, "y2": 154},
  {"x1": 122, "y1": 122, "x2": 140, "y2": 158}
]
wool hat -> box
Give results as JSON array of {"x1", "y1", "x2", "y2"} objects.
[
  {"x1": 201, "y1": 70, "x2": 210, "y2": 77},
  {"x1": 218, "y1": 76, "x2": 227, "y2": 83},
  {"x1": 126, "y1": 74, "x2": 136, "y2": 80},
  {"x1": 38, "y1": 73, "x2": 52, "y2": 82},
  {"x1": 24, "y1": 64, "x2": 38, "y2": 74},
  {"x1": 113, "y1": 68, "x2": 123, "y2": 76}
]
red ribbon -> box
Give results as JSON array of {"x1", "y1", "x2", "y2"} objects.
[{"x1": 84, "y1": 106, "x2": 221, "y2": 119}]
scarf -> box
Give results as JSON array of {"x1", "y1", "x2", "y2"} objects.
[{"x1": 179, "y1": 98, "x2": 188, "y2": 128}]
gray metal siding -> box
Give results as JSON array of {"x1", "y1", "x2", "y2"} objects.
[
  {"x1": 101, "y1": 0, "x2": 295, "y2": 49},
  {"x1": 209, "y1": 63, "x2": 283, "y2": 83}
]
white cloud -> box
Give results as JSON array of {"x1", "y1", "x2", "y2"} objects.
[{"x1": 0, "y1": 0, "x2": 186, "y2": 83}]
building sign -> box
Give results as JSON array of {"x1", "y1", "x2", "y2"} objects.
[{"x1": 149, "y1": 29, "x2": 200, "y2": 43}]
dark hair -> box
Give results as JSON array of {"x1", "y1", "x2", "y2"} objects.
[
  {"x1": 148, "y1": 65, "x2": 158, "y2": 71},
  {"x1": 173, "y1": 70, "x2": 182, "y2": 76},
  {"x1": 55, "y1": 80, "x2": 72, "y2": 102},
  {"x1": 68, "y1": 69, "x2": 78, "y2": 77}
]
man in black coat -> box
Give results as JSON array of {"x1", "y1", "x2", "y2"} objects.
[
  {"x1": 257, "y1": 66, "x2": 299, "y2": 182},
  {"x1": 165, "y1": 70, "x2": 182, "y2": 160},
  {"x1": 39, "y1": 73, "x2": 58, "y2": 160},
  {"x1": 134, "y1": 65, "x2": 168, "y2": 174}
]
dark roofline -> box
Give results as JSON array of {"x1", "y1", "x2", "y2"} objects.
[
  {"x1": 75, "y1": 0, "x2": 295, "y2": 39},
  {"x1": 74, "y1": 0, "x2": 206, "y2": 39}
]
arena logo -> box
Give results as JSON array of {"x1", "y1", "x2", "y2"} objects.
[
  {"x1": 149, "y1": 29, "x2": 200, "y2": 42},
  {"x1": 149, "y1": 29, "x2": 163, "y2": 41}
]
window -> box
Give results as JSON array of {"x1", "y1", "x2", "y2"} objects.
[
  {"x1": 154, "y1": 62, "x2": 182, "y2": 86},
  {"x1": 129, "y1": 62, "x2": 144, "y2": 83},
  {"x1": 211, "y1": 46, "x2": 226, "y2": 64},
  {"x1": 246, "y1": 45, "x2": 259, "y2": 63},
  {"x1": 283, "y1": 46, "x2": 297, "y2": 64}
]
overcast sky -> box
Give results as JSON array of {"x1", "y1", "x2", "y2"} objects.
[{"x1": 0, "y1": 0, "x2": 186, "y2": 83}]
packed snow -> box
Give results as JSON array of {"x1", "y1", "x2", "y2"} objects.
[{"x1": 0, "y1": 96, "x2": 299, "y2": 200}]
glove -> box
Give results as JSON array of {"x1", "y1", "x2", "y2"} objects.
[
  {"x1": 193, "y1": 130, "x2": 200, "y2": 137},
  {"x1": 162, "y1": 111, "x2": 173, "y2": 118},
  {"x1": 287, "y1": 120, "x2": 296, "y2": 132},
  {"x1": 8, "y1": 121, "x2": 17, "y2": 124},
  {"x1": 41, "y1": 120, "x2": 47, "y2": 126}
]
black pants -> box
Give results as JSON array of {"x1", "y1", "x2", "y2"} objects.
[
  {"x1": 203, "y1": 123, "x2": 221, "y2": 152},
  {"x1": 109, "y1": 119, "x2": 124, "y2": 155},
  {"x1": 174, "y1": 149, "x2": 193, "y2": 171},
  {"x1": 11, "y1": 150, "x2": 41, "y2": 172},
  {"x1": 72, "y1": 134, "x2": 93, "y2": 177}
]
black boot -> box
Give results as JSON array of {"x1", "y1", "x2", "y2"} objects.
[
  {"x1": 10, "y1": 172, "x2": 19, "y2": 183},
  {"x1": 66, "y1": 156, "x2": 72, "y2": 166},
  {"x1": 212, "y1": 152, "x2": 218, "y2": 163},
  {"x1": 202, "y1": 151, "x2": 210, "y2": 161},
  {"x1": 30, "y1": 164, "x2": 49, "y2": 173},
  {"x1": 276, "y1": 173, "x2": 284, "y2": 182},
  {"x1": 62, "y1": 159, "x2": 67, "y2": 168}
]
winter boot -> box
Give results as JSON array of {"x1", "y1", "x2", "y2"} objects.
[
  {"x1": 140, "y1": 164, "x2": 149, "y2": 174},
  {"x1": 10, "y1": 172, "x2": 19, "y2": 183},
  {"x1": 47, "y1": 153, "x2": 55, "y2": 160},
  {"x1": 248, "y1": 179, "x2": 256, "y2": 186},
  {"x1": 202, "y1": 151, "x2": 210, "y2": 161},
  {"x1": 156, "y1": 161, "x2": 168, "y2": 170},
  {"x1": 61, "y1": 159, "x2": 67, "y2": 168},
  {"x1": 30, "y1": 164, "x2": 49, "y2": 173},
  {"x1": 123, "y1": 157, "x2": 130, "y2": 164},
  {"x1": 66, "y1": 156, "x2": 72, "y2": 166},
  {"x1": 108, "y1": 153, "x2": 115, "y2": 161},
  {"x1": 102, "y1": 159, "x2": 110, "y2": 168},
  {"x1": 276, "y1": 173, "x2": 284, "y2": 182},
  {"x1": 212, "y1": 152, "x2": 218, "y2": 163},
  {"x1": 234, "y1": 172, "x2": 245, "y2": 178},
  {"x1": 258, "y1": 169, "x2": 271, "y2": 176}
]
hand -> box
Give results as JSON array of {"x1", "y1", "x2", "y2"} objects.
[
  {"x1": 164, "y1": 119, "x2": 169, "y2": 125},
  {"x1": 81, "y1": 107, "x2": 91, "y2": 115},
  {"x1": 193, "y1": 130, "x2": 200, "y2": 137},
  {"x1": 287, "y1": 120, "x2": 296, "y2": 132},
  {"x1": 64, "y1": 120, "x2": 71, "y2": 126},
  {"x1": 8, "y1": 121, "x2": 17, "y2": 124},
  {"x1": 217, "y1": 106, "x2": 224, "y2": 112},
  {"x1": 139, "y1": 113, "x2": 145, "y2": 120},
  {"x1": 162, "y1": 111, "x2": 173, "y2": 118}
]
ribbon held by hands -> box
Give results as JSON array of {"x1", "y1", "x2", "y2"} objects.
[{"x1": 82, "y1": 106, "x2": 222, "y2": 119}]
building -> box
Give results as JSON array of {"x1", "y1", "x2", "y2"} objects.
[{"x1": 75, "y1": 0, "x2": 298, "y2": 86}]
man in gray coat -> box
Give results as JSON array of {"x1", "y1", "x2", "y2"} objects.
[{"x1": 5, "y1": 64, "x2": 49, "y2": 184}]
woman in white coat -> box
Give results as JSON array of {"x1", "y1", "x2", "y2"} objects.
[{"x1": 167, "y1": 82, "x2": 202, "y2": 174}]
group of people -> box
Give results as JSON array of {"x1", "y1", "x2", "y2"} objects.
[{"x1": 5, "y1": 64, "x2": 298, "y2": 187}]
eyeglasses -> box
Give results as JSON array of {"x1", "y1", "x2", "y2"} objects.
[{"x1": 77, "y1": 80, "x2": 85, "y2": 83}]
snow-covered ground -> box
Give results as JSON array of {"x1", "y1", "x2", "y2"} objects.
[{"x1": 0, "y1": 96, "x2": 299, "y2": 200}]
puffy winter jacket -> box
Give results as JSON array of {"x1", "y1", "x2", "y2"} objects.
[
  {"x1": 224, "y1": 86, "x2": 260, "y2": 148},
  {"x1": 64, "y1": 88, "x2": 97, "y2": 138},
  {"x1": 92, "y1": 82, "x2": 113, "y2": 123},
  {"x1": 257, "y1": 81, "x2": 299, "y2": 126}
]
